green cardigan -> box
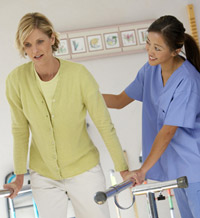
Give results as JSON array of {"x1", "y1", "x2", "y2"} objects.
[{"x1": 6, "y1": 59, "x2": 128, "y2": 180}]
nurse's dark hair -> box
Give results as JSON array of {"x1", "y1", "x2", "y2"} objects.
[{"x1": 148, "y1": 15, "x2": 200, "y2": 72}]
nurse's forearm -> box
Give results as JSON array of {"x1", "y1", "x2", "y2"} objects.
[
  {"x1": 141, "y1": 125, "x2": 178, "y2": 174},
  {"x1": 103, "y1": 94, "x2": 119, "y2": 108},
  {"x1": 103, "y1": 91, "x2": 134, "y2": 109}
]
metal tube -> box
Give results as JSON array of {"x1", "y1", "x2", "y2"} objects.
[
  {"x1": 94, "y1": 176, "x2": 188, "y2": 205},
  {"x1": 94, "y1": 180, "x2": 133, "y2": 205},
  {"x1": 132, "y1": 176, "x2": 188, "y2": 196},
  {"x1": 0, "y1": 185, "x2": 32, "y2": 198},
  {"x1": 147, "y1": 192, "x2": 159, "y2": 218}
]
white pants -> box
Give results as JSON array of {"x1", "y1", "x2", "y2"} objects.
[{"x1": 30, "y1": 165, "x2": 110, "y2": 218}]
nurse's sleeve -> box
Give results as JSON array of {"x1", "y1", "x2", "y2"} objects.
[
  {"x1": 164, "y1": 80, "x2": 200, "y2": 129},
  {"x1": 125, "y1": 63, "x2": 146, "y2": 101}
]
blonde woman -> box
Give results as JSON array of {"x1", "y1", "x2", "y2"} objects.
[{"x1": 4, "y1": 12, "x2": 130, "y2": 218}]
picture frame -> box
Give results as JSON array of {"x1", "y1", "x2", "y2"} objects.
[
  {"x1": 121, "y1": 30, "x2": 137, "y2": 47},
  {"x1": 104, "y1": 32, "x2": 120, "y2": 49},
  {"x1": 137, "y1": 28, "x2": 148, "y2": 45},
  {"x1": 55, "y1": 19, "x2": 154, "y2": 61},
  {"x1": 87, "y1": 35, "x2": 103, "y2": 52},
  {"x1": 55, "y1": 39, "x2": 69, "y2": 56},
  {"x1": 70, "y1": 37, "x2": 86, "y2": 54}
]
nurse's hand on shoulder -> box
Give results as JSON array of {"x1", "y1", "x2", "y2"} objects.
[{"x1": 3, "y1": 174, "x2": 24, "y2": 199}]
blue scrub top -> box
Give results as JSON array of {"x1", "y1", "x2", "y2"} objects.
[{"x1": 125, "y1": 60, "x2": 200, "y2": 182}]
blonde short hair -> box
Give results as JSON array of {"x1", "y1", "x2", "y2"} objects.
[{"x1": 16, "y1": 12, "x2": 60, "y2": 57}]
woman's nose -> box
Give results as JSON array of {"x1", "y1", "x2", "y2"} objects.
[{"x1": 32, "y1": 44, "x2": 38, "y2": 54}]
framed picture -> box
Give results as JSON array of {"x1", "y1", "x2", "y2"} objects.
[
  {"x1": 87, "y1": 35, "x2": 103, "y2": 51},
  {"x1": 121, "y1": 30, "x2": 137, "y2": 47},
  {"x1": 55, "y1": 39, "x2": 69, "y2": 56},
  {"x1": 104, "y1": 33, "x2": 120, "y2": 49},
  {"x1": 54, "y1": 19, "x2": 153, "y2": 60},
  {"x1": 70, "y1": 37, "x2": 86, "y2": 54},
  {"x1": 137, "y1": 28, "x2": 148, "y2": 44}
]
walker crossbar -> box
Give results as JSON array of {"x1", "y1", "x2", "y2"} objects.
[
  {"x1": 0, "y1": 185, "x2": 32, "y2": 198},
  {"x1": 132, "y1": 176, "x2": 188, "y2": 196},
  {"x1": 94, "y1": 176, "x2": 188, "y2": 205}
]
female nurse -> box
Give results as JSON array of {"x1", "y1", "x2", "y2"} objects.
[
  {"x1": 4, "y1": 12, "x2": 131, "y2": 218},
  {"x1": 103, "y1": 15, "x2": 200, "y2": 218}
]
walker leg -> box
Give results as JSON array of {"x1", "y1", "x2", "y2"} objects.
[{"x1": 146, "y1": 192, "x2": 159, "y2": 218}]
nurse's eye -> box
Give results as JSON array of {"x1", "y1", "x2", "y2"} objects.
[
  {"x1": 146, "y1": 40, "x2": 150, "y2": 45},
  {"x1": 155, "y1": 46, "x2": 161, "y2": 51}
]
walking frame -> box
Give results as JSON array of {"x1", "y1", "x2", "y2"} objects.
[
  {"x1": 94, "y1": 176, "x2": 188, "y2": 218},
  {"x1": 0, "y1": 171, "x2": 39, "y2": 218}
]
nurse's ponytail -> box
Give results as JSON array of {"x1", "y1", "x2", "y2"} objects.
[
  {"x1": 148, "y1": 15, "x2": 200, "y2": 72},
  {"x1": 184, "y1": 33, "x2": 200, "y2": 72}
]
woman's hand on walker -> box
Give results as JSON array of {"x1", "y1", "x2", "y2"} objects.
[
  {"x1": 121, "y1": 168, "x2": 146, "y2": 186},
  {"x1": 120, "y1": 170, "x2": 136, "y2": 186},
  {"x1": 3, "y1": 174, "x2": 24, "y2": 199}
]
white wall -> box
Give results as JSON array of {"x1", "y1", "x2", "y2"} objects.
[{"x1": 0, "y1": 0, "x2": 199, "y2": 217}]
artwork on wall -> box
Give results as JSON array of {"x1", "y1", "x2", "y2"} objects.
[
  {"x1": 104, "y1": 33, "x2": 120, "y2": 49},
  {"x1": 87, "y1": 35, "x2": 103, "y2": 51},
  {"x1": 137, "y1": 28, "x2": 148, "y2": 44},
  {"x1": 54, "y1": 39, "x2": 69, "y2": 56},
  {"x1": 54, "y1": 19, "x2": 154, "y2": 61},
  {"x1": 70, "y1": 37, "x2": 86, "y2": 54},
  {"x1": 121, "y1": 30, "x2": 137, "y2": 47}
]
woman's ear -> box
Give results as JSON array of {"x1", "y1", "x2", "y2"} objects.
[
  {"x1": 172, "y1": 48, "x2": 182, "y2": 56},
  {"x1": 50, "y1": 33, "x2": 55, "y2": 45}
]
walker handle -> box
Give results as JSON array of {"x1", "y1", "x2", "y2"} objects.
[{"x1": 94, "y1": 180, "x2": 134, "y2": 205}]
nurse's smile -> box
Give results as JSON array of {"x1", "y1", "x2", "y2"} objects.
[{"x1": 149, "y1": 56, "x2": 157, "y2": 61}]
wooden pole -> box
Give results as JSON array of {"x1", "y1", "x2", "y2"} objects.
[
  {"x1": 123, "y1": 150, "x2": 139, "y2": 218},
  {"x1": 109, "y1": 169, "x2": 122, "y2": 218},
  {"x1": 187, "y1": 4, "x2": 199, "y2": 46}
]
